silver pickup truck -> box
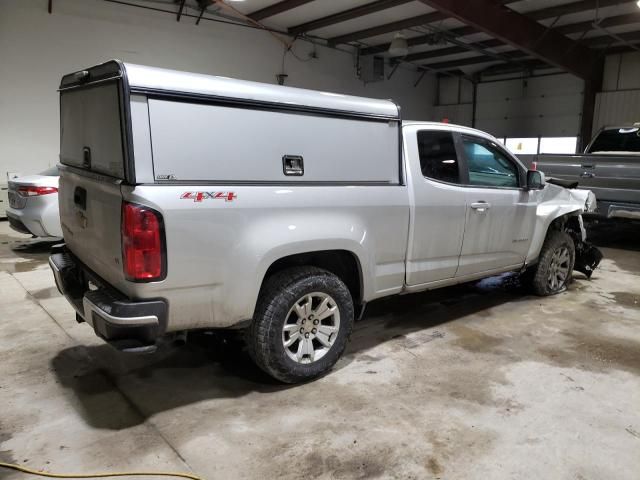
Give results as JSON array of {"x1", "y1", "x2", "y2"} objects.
[
  {"x1": 534, "y1": 125, "x2": 640, "y2": 221},
  {"x1": 50, "y1": 60, "x2": 601, "y2": 383}
]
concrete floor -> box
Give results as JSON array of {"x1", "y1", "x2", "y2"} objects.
[{"x1": 1, "y1": 219, "x2": 639, "y2": 480}]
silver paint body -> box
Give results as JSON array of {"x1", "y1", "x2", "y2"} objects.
[
  {"x1": 7, "y1": 174, "x2": 62, "y2": 237},
  {"x1": 534, "y1": 127, "x2": 640, "y2": 220},
  {"x1": 58, "y1": 63, "x2": 594, "y2": 332}
]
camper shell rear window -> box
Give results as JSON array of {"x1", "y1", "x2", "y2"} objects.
[{"x1": 60, "y1": 81, "x2": 126, "y2": 179}]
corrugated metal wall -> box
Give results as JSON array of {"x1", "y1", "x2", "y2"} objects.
[
  {"x1": 593, "y1": 52, "x2": 640, "y2": 132},
  {"x1": 594, "y1": 91, "x2": 640, "y2": 131},
  {"x1": 475, "y1": 74, "x2": 583, "y2": 138},
  {"x1": 431, "y1": 77, "x2": 474, "y2": 126},
  {"x1": 431, "y1": 52, "x2": 640, "y2": 140},
  {"x1": 431, "y1": 72, "x2": 584, "y2": 138}
]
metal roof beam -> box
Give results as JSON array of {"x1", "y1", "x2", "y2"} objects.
[
  {"x1": 402, "y1": 38, "x2": 504, "y2": 63},
  {"x1": 527, "y1": 0, "x2": 630, "y2": 20},
  {"x1": 403, "y1": 26, "x2": 640, "y2": 65},
  {"x1": 426, "y1": 50, "x2": 528, "y2": 70},
  {"x1": 555, "y1": 12, "x2": 640, "y2": 35},
  {"x1": 328, "y1": 12, "x2": 447, "y2": 45},
  {"x1": 289, "y1": 0, "x2": 413, "y2": 35},
  {"x1": 361, "y1": 0, "x2": 630, "y2": 56},
  {"x1": 248, "y1": 0, "x2": 316, "y2": 22},
  {"x1": 329, "y1": 0, "x2": 512, "y2": 49},
  {"x1": 476, "y1": 59, "x2": 552, "y2": 77},
  {"x1": 387, "y1": 11, "x2": 639, "y2": 68},
  {"x1": 584, "y1": 30, "x2": 640, "y2": 47},
  {"x1": 417, "y1": 0, "x2": 602, "y2": 79}
]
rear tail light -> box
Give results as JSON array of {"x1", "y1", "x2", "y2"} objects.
[
  {"x1": 121, "y1": 202, "x2": 166, "y2": 282},
  {"x1": 17, "y1": 186, "x2": 58, "y2": 197},
  {"x1": 531, "y1": 161, "x2": 538, "y2": 171}
]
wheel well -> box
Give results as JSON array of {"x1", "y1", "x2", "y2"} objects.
[
  {"x1": 548, "y1": 214, "x2": 580, "y2": 233},
  {"x1": 547, "y1": 213, "x2": 583, "y2": 244},
  {"x1": 262, "y1": 250, "x2": 363, "y2": 304}
]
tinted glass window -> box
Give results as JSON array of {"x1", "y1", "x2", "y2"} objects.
[
  {"x1": 60, "y1": 82, "x2": 125, "y2": 179},
  {"x1": 417, "y1": 131, "x2": 460, "y2": 183},
  {"x1": 589, "y1": 128, "x2": 640, "y2": 153},
  {"x1": 462, "y1": 137, "x2": 519, "y2": 188}
]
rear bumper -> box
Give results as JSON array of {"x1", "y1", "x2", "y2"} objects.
[
  {"x1": 49, "y1": 246, "x2": 167, "y2": 352},
  {"x1": 6, "y1": 208, "x2": 54, "y2": 237},
  {"x1": 588, "y1": 201, "x2": 640, "y2": 221},
  {"x1": 6, "y1": 212, "x2": 33, "y2": 235}
]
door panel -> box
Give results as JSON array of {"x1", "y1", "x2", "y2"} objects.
[
  {"x1": 457, "y1": 188, "x2": 536, "y2": 276},
  {"x1": 408, "y1": 179, "x2": 467, "y2": 284},
  {"x1": 405, "y1": 128, "x2": 467, "y2": 286},
  {"x1": 457, "y1": 135, "x2": 536, "y2": 277}
]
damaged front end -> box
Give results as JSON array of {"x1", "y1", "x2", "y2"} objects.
[
  {"x1": 565, "y1": 216, "x2": 603, "y2": 278},
  {"x1": 540, "y1": 181, "x2": 604, "y2": 278}
]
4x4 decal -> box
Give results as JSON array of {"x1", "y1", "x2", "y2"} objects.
[{"x1": 181, "y1": 192, "x2": 237, "y2": 202}]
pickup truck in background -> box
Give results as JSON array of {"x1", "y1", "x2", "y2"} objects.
[
  {"x1": 50, "y1": 60, "x2": 602, "y2": 383},
  {"x1": 534, "y1": 125, "x2": 640, "y2": 221}
]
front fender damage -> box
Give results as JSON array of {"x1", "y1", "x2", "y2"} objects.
[
  {"x1": 566, "y1": 216, "x2": 603, "y2": 278},
  {"x1": 574, "y1": 241, "x2": 603, "y2": 278},
  {"x1": 540, "y1": 184, "x2": 603, "y2": 278}
]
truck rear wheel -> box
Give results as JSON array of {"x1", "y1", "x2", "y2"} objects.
[
  {"x1": 247, "y1": 266, "x2": 354, "y2": 383},
  {"x1": 526, "y1": 230, "x2": 575, "y2": 296}
]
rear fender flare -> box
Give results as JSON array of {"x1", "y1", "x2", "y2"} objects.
[{"x1": 234, "y1": 216, "x2": 374, "y2": 321}]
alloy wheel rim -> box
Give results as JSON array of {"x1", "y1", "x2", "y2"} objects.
[
  {"x1": 282, "y1": 292, "x2": 341, "y2": 364},
  {"x1": 547, "y1": 246, "x2": 570, "y2": 291}
]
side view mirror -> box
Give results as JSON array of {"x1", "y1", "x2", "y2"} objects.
[{"x1": 526, "y1": 170, "x2": 546, "y2": 190}]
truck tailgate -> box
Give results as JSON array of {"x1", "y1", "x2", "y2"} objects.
[{"x1": 59, "y1": 169, "x2": 126, "y2": 291}]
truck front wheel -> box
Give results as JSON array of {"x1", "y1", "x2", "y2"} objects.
[
  {"x1": 247, "y1": 266, "x2": 354, "y2": 383},
  {"x1": 525, "y1": 230, "x2": 576, "y2": 296}
]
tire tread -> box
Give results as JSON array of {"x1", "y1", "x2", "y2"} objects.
[
  {"x1": 528, "y1": 230, "x2": 575, "y2": 296},
  {"x1": 247, "y1": 266, "x2": 353, "y2": 383}
]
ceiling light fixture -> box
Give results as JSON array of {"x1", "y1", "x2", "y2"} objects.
[{"x1": 389, "y1": 33, "x2": 409, "y2": 57}]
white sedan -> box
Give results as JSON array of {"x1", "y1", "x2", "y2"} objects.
[{"x1": 6, "y1": 166, "x2": 62, "y2": 238}]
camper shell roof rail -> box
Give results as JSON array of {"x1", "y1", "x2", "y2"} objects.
[{"x1": 59, "y1": 60, "x2": 401, "y2": 123}]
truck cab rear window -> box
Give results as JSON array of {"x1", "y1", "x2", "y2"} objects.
[
  {"x1": 417, "y1": 131, "x2": 460, "y2": 184},
  {"x1": 60, "y1": 82, "x2": 125, "y2": 179},
  {"x1": 589, "y1": 128, "x2": 640, "y2": 153}
]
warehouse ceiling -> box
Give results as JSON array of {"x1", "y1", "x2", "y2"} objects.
[{"x1": 161, "y1": 0, "x2": 640, "y2": 78}]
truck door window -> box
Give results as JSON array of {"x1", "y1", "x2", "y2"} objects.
[
  {"x1": 417, "y1": 131, "x2": 460, "y2": 184},
  {"x1": 462, "y1": 137, "x2": 519, "y2": 188}
]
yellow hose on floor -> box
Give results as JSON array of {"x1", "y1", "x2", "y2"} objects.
[{"x1": 0, "y1": 462, "x2": 203, "y2": 480}]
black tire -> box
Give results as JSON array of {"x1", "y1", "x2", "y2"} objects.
[
  {"x1": 526, "y1": 230, "x2": 576, "y2": 296},
  {"x1": 246, "y1": 266, "x2": 354, "y2": 383}
]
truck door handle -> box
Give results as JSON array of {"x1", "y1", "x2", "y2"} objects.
[
  {"x1": 471, "y1": 202, "x2": 491, "y2": 212},
  {"x1": 581, "y1": 164, "x2": 594, "y2": 169},
  {"x1": 580, "y1": 172, "x2": 595, "y2": 178}
]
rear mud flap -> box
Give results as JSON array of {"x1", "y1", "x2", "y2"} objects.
[{"x1": 574, "y1": 242, "x2": 603, "y2": 279}]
